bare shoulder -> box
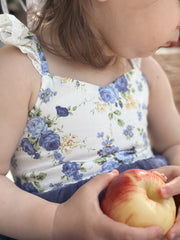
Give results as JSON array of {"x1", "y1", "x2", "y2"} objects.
[
  {"x1": 0, "y1": 45, "x2": 41, "y2": 110},
  {"x1": 141, "y1": 56, "x2": 180, "y2": 154},
  {"x1": 0, "y1": 44, "x2": 33, "y2": 77},
  {"x1": 141, "y1": 56, "x2": 170, "y2": 88}
]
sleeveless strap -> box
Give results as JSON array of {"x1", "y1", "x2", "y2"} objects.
[
  {"x1": 30, "y1": 35, "x2": 49, "y2": 75},
  {"x1": 130, "y1": 58, "x2": 142, "y2": 70}
]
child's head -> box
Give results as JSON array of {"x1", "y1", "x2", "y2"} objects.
[
  {"x1": 32, "y1": 0, "x2": 180, "y2": 68},
  {"x1": 31, "y1": 0, "x2": 111, "y2": 68}
]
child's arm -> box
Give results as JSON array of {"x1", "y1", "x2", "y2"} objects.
[
  {"x1": 142, "y1": 57, "x2": 180, "y2": 240},
  {"x1": 0, "y1": 45, "x2": 58, "y2": 239},
  {"x1": 0, "y1": 46, "x2": 163, "y2": 240},
  {"x1": 141, "y1": 56, "x2": 180, "y2": 165}
]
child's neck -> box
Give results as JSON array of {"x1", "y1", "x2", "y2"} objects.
[{"x1": 42, "y1": 48, "x2": 132, "y2": 87}]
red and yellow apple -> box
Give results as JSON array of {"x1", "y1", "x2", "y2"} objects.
[{"x1": 101, "y1": 169, "x2": 176, "y2": 235}]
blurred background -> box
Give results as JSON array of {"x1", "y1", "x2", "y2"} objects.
[{"x1": 0, "y1": 0, "x2": 26, "y2": 22}]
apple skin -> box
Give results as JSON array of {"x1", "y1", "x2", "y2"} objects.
[{"x1": 101, "y1": 169, "x2": 176, "y2": 235}]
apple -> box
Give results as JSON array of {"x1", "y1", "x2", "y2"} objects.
[{"x1": 101, "y1": 169, "x2": 176, "y2": 235}]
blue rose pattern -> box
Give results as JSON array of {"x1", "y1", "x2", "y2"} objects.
[
  {"x1": 21, "y1": 138, "x2": 36, "y2": 157},
  {"x1": 27, "y1": 116, "x2": 47, "y2": 138},
  {"x1": 39, "y1": 130, "x2": 60, "y2": 151},
  {"x1": 114, "y1": 75, "x2": 128, "y2": 92},
  {"x1": 99, "y1": 84, "x2": 119, "y2": 104},
  {"x1": 56, "y1": 106, "x2": 69, "y2": 117}
]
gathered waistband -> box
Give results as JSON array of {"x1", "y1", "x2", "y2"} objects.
[{"x1": 34, "y1": 155, "x2": 168, "y2": 204}]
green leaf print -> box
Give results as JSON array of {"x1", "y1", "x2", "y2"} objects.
[
  {"x1": 108, "y1": 113, "x2": 113, "y2": 120},
  {"x1": 30, "y1": 172, "x2": 47, "y2": 181},
  {"x1": 117, "y1": 119, "x2": 125, "y2": 127},
  {"x1": 114, "y1": 110, "x2": 121, "y2": 116},
  {"x1": 80, "y1": 167, "x2": 87, "y2": 173},
  {"x1": 34, "y1": 181, "x2": 41, "y2": 189},
  {"x1": 28, "y1": 106, "x2": 42, "y2": 118},
  {"x1": 94, "y1": 157, "x2": 107, "y2": 165}
]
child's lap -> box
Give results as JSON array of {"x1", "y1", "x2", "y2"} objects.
[{"x1": 0, "y1": 155, "x2": 168, "y2": 240}]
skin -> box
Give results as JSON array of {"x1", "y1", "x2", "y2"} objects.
[
  {"x1": 0, "y1": 0, "x2": 180, "y2": 239},
  {"x1": 93, "y1": 0, "x2": 180, "y2": 58}
]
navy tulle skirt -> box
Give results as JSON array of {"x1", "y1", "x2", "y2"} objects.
[{"x1": 0, "y1": 155, "x2": 168, "y2": 240}]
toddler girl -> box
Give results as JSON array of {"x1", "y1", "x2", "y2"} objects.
[{"x1": 0, "y1": 0, "x2": 180, "y2": 239}]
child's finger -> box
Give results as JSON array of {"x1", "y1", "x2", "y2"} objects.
[
  {"x1": 166, "y1": 207, "x2": 180, "y2": 240},
  {"x1": 83, "y1": 169, "x2": 119, "y2": 196},
  {"x1": 102, "y1": 217, "x2": 163, "y2": 240},
  {"x1": 160, "y1": 177, "x2": 180, "y2": 198},
  {"x1": 129, "y1": 226, "x2": 163, "y2": 240}
]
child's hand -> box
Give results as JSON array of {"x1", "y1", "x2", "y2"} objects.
[
  {"x1": 52, "y1": 170, "x2": 163, "y2": 240},
  {"x1": 154, "y1": 166, "x2": 180, "y2": 240}
]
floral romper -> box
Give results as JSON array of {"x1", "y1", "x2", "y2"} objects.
[
  {"x1": 0, "y1": 14, "x2": 168, "y2": 203},
  {"x1": 0, "y1": 13, "x2": 169, "y2": 240}
]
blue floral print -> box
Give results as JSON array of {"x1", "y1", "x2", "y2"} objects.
[
  {"x1": 142, "y1": 103, "x2": 147, "y2": 110},
  {"x1": 21, "y1": 138, "x2": 37, "y2": 157},
  {"x1": 56, "y1": 106, "x2": 69, "y2": 117},
  {"x1": 136, "y1": 81, "x2": 143, "y2": 91},
  {"x1": 98, "y1": 138, "x2": 119, "y2": 157},
  {"x1": 26, "y1": 35, "x2": 49, "y2": 75},
  {"x1": 49, "y1": 182, "x2": 63, "y2": 190},
  {"x1": 54, "y1": 151, "x2": 64, "y2": 164},
  {"x1": 39, "y1": 130, "x2": 60, "y2": 151},
  {"x1": 99, "y1": 84, "x2": 119, "y2": 104},
  {"x1": 97, "y1": 132, "x2": 104, "y2": 138},
  {"x1": 27, "y1": 116, "x2": 48, "y2": 138},
  {"x1": 138, "y1": 112, "x2": 142, "y2": 121},
  {"x1": 22, "y1": 114, "x2": 61, "y2": 161},
  {"x1": 143, "y1": 132, "x2": 148, "y2": 145},
  {"x1": 96, "y1": 132, "x2": 136, "y2": 168},
  {"x1": 123, "y1": 125, "x2": 134, "y2": 138},
  {"x1": 62, "y1": 162, "x2": 83, "y2": 181},
  {"x1": 101, "y1": 159, "x2": 120, "y2": 173},
  {"x1": 114, "y1": 75, "x2": 128, "y2": 92},
  {"x1": 39, "y1": 88, "x2": 57, "y2": 103},
  {"x1": 115, "y1": 147, "x2": 136, "y2": 164}
]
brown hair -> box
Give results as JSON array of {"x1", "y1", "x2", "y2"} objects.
[{"x1": 30, "y1": 0, "x2": 112, "y2": 68}]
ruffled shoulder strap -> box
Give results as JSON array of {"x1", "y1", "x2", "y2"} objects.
[{"x1": 0, "y1": 13, "x2": 49, "y2": 75}]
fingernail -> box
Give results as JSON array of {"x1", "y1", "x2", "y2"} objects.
[
  {"x1": 160, "y1": 186, "x2": 169, "y2": 198},
  {"x1": 110, "y1": 169, "x2": 119, "y2": 176},
  {"x1": 152, "y1": 171, "x2": 167, "y2": 182}
]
